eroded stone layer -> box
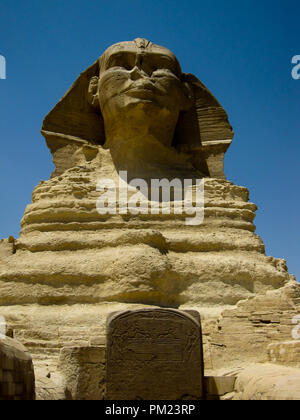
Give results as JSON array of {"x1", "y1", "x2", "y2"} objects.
[{"x1": 0, "y1": 146, "x2": 291, "y2": 309}]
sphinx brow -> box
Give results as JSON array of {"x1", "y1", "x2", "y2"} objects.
[
  {"x1": 145, "y1": 54, "x2": 180, "y2": 73},
  {"x1": 149, "y1": 53, "x2": 178, "y2": 64},
  {"x1": 106, "y1": 51, "x2": 136, "y2": 65},
  {"x1": 103, "y1": 50, "x2": 180, "y2": 75}
]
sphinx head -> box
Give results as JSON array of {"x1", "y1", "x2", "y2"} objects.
[
  {"x1": 88, "y1": 38, "x2": 192, "y2": 148},
  {"x1": 42, "y1": 38, "x2": 233, "y2": 179}
]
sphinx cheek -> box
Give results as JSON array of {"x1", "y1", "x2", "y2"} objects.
[
  {"x1": 99, "y1": 70, "x2": 130, "y2": 94},
  {"x1": 156, "y1": 78, "x2": 186, "y2": 113},
  {"x1": 98, "y1": 71, "x2": 131, "y2": 111}
]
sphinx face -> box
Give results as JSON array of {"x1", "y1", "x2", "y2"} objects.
[{"x1": 97, "y1": 40, "x2": 190, "y2": 145}]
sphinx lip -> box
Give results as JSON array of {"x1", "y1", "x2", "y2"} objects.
[
  {"x1": 122, "y1": 84, "x2": 160, "y2": 101},
  {"x1": 123, "y1": 82, "x2": 157, "y2": 94},
  {"x1": 122, "y1": 86, "x2": 158, "y2": 100}
]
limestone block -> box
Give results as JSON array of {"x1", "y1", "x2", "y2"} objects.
[
  {"x1": 34, "y1": 367, "x2": 67, "y2": 401},
  {"x1": 0, "y1": 336, "x2": 35, "y2": 400},
  {"x1": 206, "y1": 281, "x2": 300, "y2": 370},
  {"x1": 58, "y1": 346, "x2": 106, "y2": 400},
  {"x1": 268, "y1": 341, "x2": 300, "y2": 366},
  {"x1": 205, "y1": 376, "x2": 236, "y2": 398},
  {"x1": 0, "y1": 238, "x2": 15, "y2": 260},
  {"x1": 234, "y1": 363, "x2": 300, "y2": 400}
]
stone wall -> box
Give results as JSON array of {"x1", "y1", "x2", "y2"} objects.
[
  {"x1": 204, "y1": 281, "x2": 300, "y2": 370},
  {"x1": 0, "y1": 336, "x2": 35, "y2": 400}
]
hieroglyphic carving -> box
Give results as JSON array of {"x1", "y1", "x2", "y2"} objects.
[{"x1": 106, "y1": 309, "x2": 204, "y2": 400}]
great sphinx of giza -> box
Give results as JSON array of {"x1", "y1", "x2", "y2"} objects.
[{"x1": 0, "y1": 39, "x2": 299, "y2": 396}]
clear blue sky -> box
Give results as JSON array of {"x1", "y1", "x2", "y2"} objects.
[{"x1": 0, "y1": 0, "x2": 299, "y2": 279}]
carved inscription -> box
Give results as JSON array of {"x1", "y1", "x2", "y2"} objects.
[{"x1": 106, "y1": 309, "x2": 204, "y2": 400}]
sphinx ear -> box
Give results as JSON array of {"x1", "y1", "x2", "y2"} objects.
[
  {"x1": 88, "y1": 76, "x2": 100, "y2": 109},
  {"x1": 181, "y1": 76, "x2": 194, "y2": 111}
]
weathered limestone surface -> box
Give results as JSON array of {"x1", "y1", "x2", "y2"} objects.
[
  {"x1": 58, "y1": 346, "x2": 106, "y2": 400},
  {"x1": 0, "y1": 336, "x2": 35, "y2": 400},
  {"x1": 268, "y1": 341, "x2": 300, "y2": 366},
  {"x1": 0, "y1": 302, "x2": 155, "y2": 375},
  {"x1": 0, "y1": 170, "x2": 289, "y2": 308},
  {"x1": 203, "y1": 281, "x2": 300, "y2": 371},
  {"x1": 204, "y1": 376, "x2": 236, "y2": 400},
  {"x1": 233, "y1": 363, "x2": 300, "y2": 400},
  {"x1": 35, "y1": 370, "x2": 66, "y2": 401},
  {"x1": 106, "y1": 309, "x2": 204, "y2": 400}
]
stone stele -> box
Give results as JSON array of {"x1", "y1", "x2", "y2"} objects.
[
  {"x1": 106, "y1": 309, "x2": 204, "y2": 400},
  {"x1": 0, "y1": 38, "x2": 299, "y2": 399}
]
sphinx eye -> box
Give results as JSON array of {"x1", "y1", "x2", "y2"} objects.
[
  {"x1": 152, "y1": 68, "x2": 175, "y2": 78},
  {"x1": 123, "y1": 63, "x2": 133, "y2": 70},
  {"x1": 160, "y1": 61, "x2": 175, "y2": 72},
  {"x1": 108, "y1": 54, "x2": 134, "y2": 71},
  {"x1": 150, "y1": 58, "x2": 177, "y2": 76}
]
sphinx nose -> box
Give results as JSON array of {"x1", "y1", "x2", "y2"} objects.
[{"x1": 130, "y1": 66, "x2": 148, "y2": 81}]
